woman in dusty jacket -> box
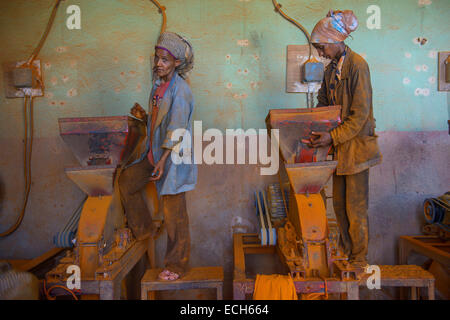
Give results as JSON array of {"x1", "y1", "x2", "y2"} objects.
[
  {"x1": 308, "y1": 10, "x2": 382, "y2": 267},
  {"x1": 119, "y1": 32, "x2": 197, "y2": 281}
]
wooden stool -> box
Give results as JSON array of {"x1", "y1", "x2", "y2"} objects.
[
  {"x1": 360, "y1": 265, "x2": 435, "y2": 300},
  {"x1": 141, "y1": 267, "x2": 224, "y2": 300}
]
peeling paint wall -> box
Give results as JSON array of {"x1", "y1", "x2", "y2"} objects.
[{"x1": 0, "y1": 0, "x2": 449, "y2": 298}]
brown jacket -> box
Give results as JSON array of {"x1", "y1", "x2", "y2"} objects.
[{"x1": 317, "y1": 46, "x2": 382, "y2": 175}]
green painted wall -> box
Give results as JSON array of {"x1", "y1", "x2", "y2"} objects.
[{"x1": 1, "y1": 0, "x2": 449, "y2": 136}]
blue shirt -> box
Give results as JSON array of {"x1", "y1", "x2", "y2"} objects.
[{"x1": 129, "y1": 73, "x2": 197, "y2": 196}]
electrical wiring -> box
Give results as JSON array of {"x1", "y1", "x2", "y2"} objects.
[
  {"x1": 1, "y1": 0, "x2": 62, "y2": 237},
  {"x1": 44, "y1": 279, "x2": 79, "y2": 300},
  {"x1": 0, "y1": 96, "x2": 34, "y2": 238},
  {"x1": 150, "y1": 0, "x2": 167, "y2": 35},
  {"x1": 272, "y1": 0, "x2": 312, "y2": 60},
  {"x1": 26, "y1": 0, "x2": 62, "y2": 67}
]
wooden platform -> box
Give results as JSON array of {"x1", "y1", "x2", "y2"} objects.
[
  {"x1": 359, "y1": 265, "x2": 435, "y2": 300},
  {"x1": 141, "y1": 267, "x2": 224, "y2": 300},
  {"x1": 399, "y1": 235, "x2": 448, "y2": 299}
]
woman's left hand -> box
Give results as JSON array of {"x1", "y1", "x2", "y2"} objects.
[
  {"x1": 310, "y1": 131, "x2": 332, "y2": 148},
  {"x1": 149, "y1": 159, "x2": 165, "y2": 181},
  {"x1": 149, "y1": 149, "x2": 171, "y2": 181}
]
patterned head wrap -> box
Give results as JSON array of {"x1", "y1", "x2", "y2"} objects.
[
  {"x1": 155, "y1": 31, "x2": 194, "y2": 78},
  {"x1": 311, "y1": 10, "x2": 358, "y2": 44}
]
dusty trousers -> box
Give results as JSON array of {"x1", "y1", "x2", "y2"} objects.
[
  {"x1": 118, "y1": 159, "x2": 190, "y2": 275},
  {"x1": 332, "y1": 169, "x2": 369, "y2": 263},
  {"x1": 118, "y1": 159, "x2": 155, "y2": 241},
  {"x1": 160, "y1": 192, "x2": 190, "y2": 276}
]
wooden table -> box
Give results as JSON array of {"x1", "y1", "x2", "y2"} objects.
[
  {"x1": 398, "y1": 235, "x2": 448, "y2": 299},
  {"x1": 359, "y1": 264, "x2": 435, "y2": 300},
  {"x1": 141, "y1": 266, "x2": 224, "y2": 300}
]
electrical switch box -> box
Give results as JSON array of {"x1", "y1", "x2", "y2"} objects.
[
  {"x1": 286, "y1": 45, "x2": 330, "y2": 93},
  {"x1": 438, "y1": 51, "x2": 450, "y2": 91},
  {"x1": 3, "y1": 60, "x2": 44, "y2": 98},
  {"x1": 303, "y1": 61, "x2": 325, "y2": 83},
  {"x1": 12, "y1": 67, "x2": 33, "y2": 88}
]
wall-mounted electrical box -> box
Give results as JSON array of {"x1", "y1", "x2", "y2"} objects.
[
  {"x1": 302, "y1": 60, "x2": 325, "y2": 83},
  {"x1": 286, "y1": 45, "x2": 330, "y2": 93},
  {"x1": 438, "y1": 51, "x2": 450, "y2": 91},
  {"x1": 3, "y1": 60, "x2": 44, "y2": 98}
]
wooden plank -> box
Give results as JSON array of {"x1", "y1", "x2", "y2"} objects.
[
  {"x1": 243, "y1": 234, "x2": 260, "y2": 240},
  {"x1": 216, "y1": 284, "x2": 223, "y2": 300},
  {"x1": 144, "y1": 282, "x2": 222, "y2": 292},
  {"x1": 411, "y1": 286, "x2": 417, "y2": 300},
  {"x1": 379, "y1": 265, "x2": 434, "y2": 280},
  {"x1": 398, "y1": 237, "x2": 410, "y2": 265},
  {"x1": 81, "y1": 294, "x2": 100, "y2": 300},
  {"x1": 428, "y1": 281, "x2": 435, "y2": 300},
  {"x1": 96, "y1": 239, "x2": 147, "y2": 280},
  {"x1": 233, "y1": 233, "x2": 246, "y2": 281},
  {"x1": 400, "y1": 236, "x2": 450, "y2": 266},
  {"x1": 0, "y1": 259, "x2": 30, "y2": 270},
  {"x1": 18, "y1": 247, "x2": 65, "y2": 272},
  {"x1": 346, "y1": 281, "x2": 359, "y2": 300},
  {"x1": 141, "y1": 267, "x2": 224, "y2": 300},
  {"x1": 142, "y1": 267, "x2": 223, "y2": 285},
  {"x1": 148, "y1": 238, "x2": 156, "y2": 268},
  {"x1": 233, "y1": 281, "x2": 247, "y2": 300},
  {"x1": 244, "y1": 246, "x2": 276, "y2": 255},
  {"x1": 141, "y1": 288, "x2": 148, "y2": 300}
]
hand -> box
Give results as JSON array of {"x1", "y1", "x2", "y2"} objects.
[
  {"x1": 310, "y1": 131, "x2": 332, "y2": 148},
  {"x1": 149, "y1": 149, "x2": 171, "y2": 181},
  {"x1": 130, "y1": 102, "x2": 146, "y2": 120},
  {"x1": 149, "y1": 159, "x2": 165, "y2": 181}
]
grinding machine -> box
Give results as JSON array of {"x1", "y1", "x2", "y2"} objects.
[
  {"x1": 45, "y1": 116, "x2": 157, "y2": 298},
  {"x1": 264, "y1": 106, "x2": 360, "y2": 282}
]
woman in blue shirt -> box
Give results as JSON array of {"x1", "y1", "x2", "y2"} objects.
[{"x1": 119, "y1": 32, "x2": 197, "y2": 281}]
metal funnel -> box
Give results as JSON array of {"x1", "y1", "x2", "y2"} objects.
[
  {"x1": 65, "y1": 165, "x2": 116, "y2": 196},
  {"x1": 59, "y1": 116, "x2": 135, "y2": 196},
  {"x1": 285, "y1": 161, "x2": 337, "y2": 194},
  {"x1": 266, "y1": 106, "x2": 341, "y2": 164},
  {"x1": 59, "y1": 116, "x2": 130, "y2": 167}
]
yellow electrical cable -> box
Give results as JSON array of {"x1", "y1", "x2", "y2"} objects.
[
  {"x1": 44, "y1": 279, "x2": 79, "y2": 300},
  {"x1": 150, "y1": 0, "x2": 167, "y2": 35},
  {"x1": 0, "y1": 96, "x2": 33, "y2": 238},
  {"x1": 272, "y1": 0, "x2": 312, "y2": 60},
  {"x1": 26, "y1": 0, "x2": 62, "y2": 66},
  {"x1": 24, "y1": 96, "x2": 29, "y2": 191}
]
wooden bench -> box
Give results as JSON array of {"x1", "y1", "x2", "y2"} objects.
[
  {"x1": 359, "y1": 265, "x2": 435, "y2": 300},
  {"x1": 141, "y1": 267, "x2": 224, "y2": 300}
]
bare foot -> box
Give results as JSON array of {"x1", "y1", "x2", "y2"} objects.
[{"x1": 158, "y1": 269, "x2": 179, "y2": 281}]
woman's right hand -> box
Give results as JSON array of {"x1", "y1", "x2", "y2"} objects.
[{"x1": 130, "y1": 102, "x2": 146, "y2": 120}]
